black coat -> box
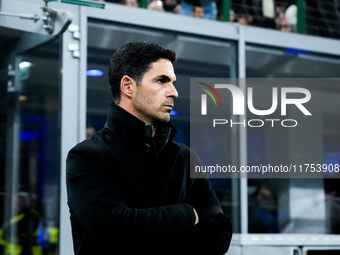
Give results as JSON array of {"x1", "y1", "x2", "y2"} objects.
[{"x1": 66, "y1": 103, "x2": 232, "y2": 255}]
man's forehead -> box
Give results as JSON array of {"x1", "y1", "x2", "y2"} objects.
[
  {"x1": 150, "y1": 59, "x2": 176, "y2": 79},
  {"x1": 151, "y1": 58, "x2": 174, "y2": 68}
]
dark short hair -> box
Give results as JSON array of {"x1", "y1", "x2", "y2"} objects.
[{"x1": 108, "y1": 41, "x2": 176, "y2": 104}]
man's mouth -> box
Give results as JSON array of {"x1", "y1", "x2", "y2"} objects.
[{"x1": 164, "y1": 105, "x2": 174, "y2": 111}]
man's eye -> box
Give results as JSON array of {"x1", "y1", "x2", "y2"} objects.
[{"x1": 157, "y1": 79, "x2": 166, "y2": 84}]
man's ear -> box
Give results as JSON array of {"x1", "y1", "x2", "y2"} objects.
[{"x1": 120, "y1": 75, "x2": 135, "y2": 99}]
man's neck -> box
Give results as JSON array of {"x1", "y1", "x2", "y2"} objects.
[{"x1": 118, "y1": 101, "x2": 153, "y2": 126}]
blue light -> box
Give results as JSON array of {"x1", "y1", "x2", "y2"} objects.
[
  {"x1": 170, "y1": 110, "x2": 178, "y2": 116},
  {"x1": 285, "y1": 48, "x2": 309, "y2": 55},
  {"x1": 86, "y1": 69, "x2": 104, "y2": 77},
  {"x1": 20, "y1": 131, "x2": 40, "y2": 142}
]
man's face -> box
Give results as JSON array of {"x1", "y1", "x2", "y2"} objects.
[
  {"x1": 132, "y1": 58, "x2": 178, "y2": 125},
  {"x1": 192, "y1": 6, "x2": 204, "y2": 18}
]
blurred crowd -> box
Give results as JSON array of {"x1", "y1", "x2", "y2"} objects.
[
  {"x1": 97, "y1": 0, "x2": 297, "y2": 33},
  {"x1": 275, "y1": 2, "x2": 297, "y2": 32}
]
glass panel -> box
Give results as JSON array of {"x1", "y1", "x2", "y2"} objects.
[
  {"x1": 246, "y1": 44, "x2": 340, "y2": 78},
  {"x1": 86, "y1": 19, "x2": 240, "y2": 232},
  {"x1": 0, "y1": 37, "x2": 61, "y2": 254},
  {"x1": 246, "y1": 45, "x2": 340, "y2": 234}
]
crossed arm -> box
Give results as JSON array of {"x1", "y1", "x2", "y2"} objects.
[{"x1": 66, "y1": 150, "x2": 232, "y2": 254}]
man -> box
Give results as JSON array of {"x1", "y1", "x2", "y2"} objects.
[
  {"x1": 192, "y1": 4, "x2": 205, "y2": 18},
  {"x1": 1, "y1": 192, "x2": 41, "y2": 255},
  {"x1": 66, "y1": 41, "x2": 232, "y2": 255},
  {"x1": 85, "y1": 125, "x2": 96, "y2": 140}
]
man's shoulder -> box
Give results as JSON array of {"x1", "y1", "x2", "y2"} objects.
[
  {"x1": 69, "y1": 130, "x2": 106, "y2": 155},
  {"x1": 171, "y1": 141, "x2": 201, "y2": 161},
  {"x1": 66, "y1": 130, "x2": 116, "y2": 175},
  {"x1": 67, "y1": 130, "x2": 114, "y2": 166},
  {"x1": 172, "y1": 141, "x2": 189, "y2": 153}
]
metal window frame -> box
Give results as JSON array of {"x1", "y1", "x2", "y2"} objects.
[{"x1": 59, "y1": 4, "x2": 82, "y2": 255}]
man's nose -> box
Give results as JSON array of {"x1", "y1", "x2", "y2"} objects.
[{"x1": 168, "y1": 84, "x2": 178, "y2": 98}]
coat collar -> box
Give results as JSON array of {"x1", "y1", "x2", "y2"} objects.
[{"x1": 104, "y1": 102, "x2": 177, "y2": 148}]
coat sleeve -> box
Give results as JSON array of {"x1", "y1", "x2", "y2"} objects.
[
  {"x1": 183, "y1": 150, "x2": 233, "y2": 255},
  {"x1": 66, "y1": 147, "x2": 197, "y2": 243}
]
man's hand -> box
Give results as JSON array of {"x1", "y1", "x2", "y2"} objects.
[{"x1": 193, "y1": 208, "x2": 199, "y2": 225}]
